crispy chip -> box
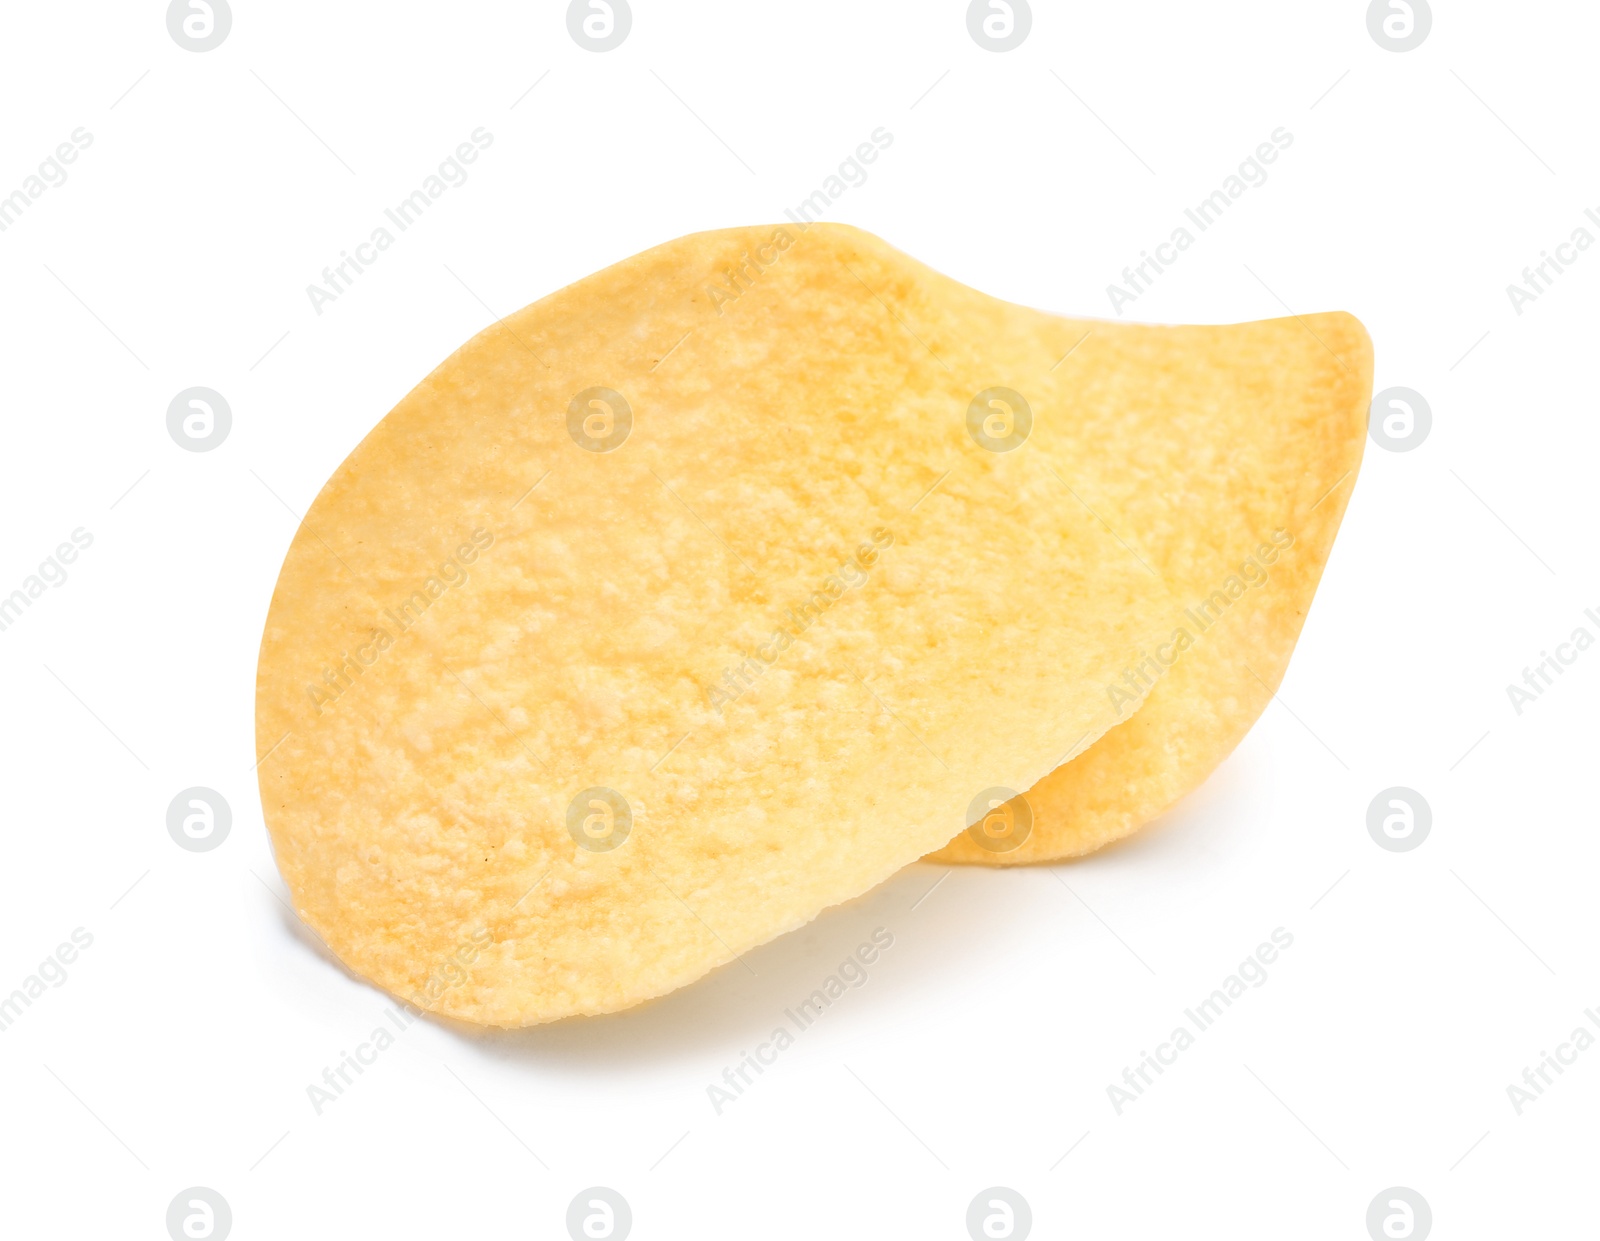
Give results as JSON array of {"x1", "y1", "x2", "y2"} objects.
[
  {"x1": 258, "y1": 224, "x2": 1201, "y2": 1025},
  {"x1": 929, "y1": 314, "x2": 1371, "y2": 865}
]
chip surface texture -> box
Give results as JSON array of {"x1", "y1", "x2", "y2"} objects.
[{"x1": 256, "y1": 224, "x2": 1370, "y2": 1023}]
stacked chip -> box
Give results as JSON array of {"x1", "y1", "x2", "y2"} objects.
[{"x1": 256, "y1": 225, "x2": 1370, "y2": 1025}]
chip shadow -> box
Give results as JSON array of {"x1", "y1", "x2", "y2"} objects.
[{"x1": 260, "y1": 772, "x2": 1224, "y2": 1072}]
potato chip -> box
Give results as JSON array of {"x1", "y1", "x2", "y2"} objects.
[
  {"x1": 929, "y1": 313, "x2": 1372, "y2": 865},
  {"x1": 257, "y1": 223, "x2": 1200, "y2": 1025}
]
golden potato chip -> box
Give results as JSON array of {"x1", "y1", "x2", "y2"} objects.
[
  {"x1": 929, "y1": 313, "x2": 1371, "y2": 865},
  {"x1": 257, "y1": 223, "x2": 1203, "y2": 1025}
]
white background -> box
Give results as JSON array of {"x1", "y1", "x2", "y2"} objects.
[{"x1": 1, "y1": 1, "x2": 1595, "y2": 1237}]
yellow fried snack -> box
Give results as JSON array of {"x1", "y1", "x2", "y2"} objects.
[
  {"x1": 930, "y1": 314, "x2": 1371, "y2": 865},
  {"x1": 257, "y1": 223, "x2": 1200, "y2": 1026}
]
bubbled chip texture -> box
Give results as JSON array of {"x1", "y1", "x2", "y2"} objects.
[
  {"x1": 931, "y1": 313, "x2": 1371, "y2": 865},
  {"x1": 259, "y1": 224, "x2": 1194, "y2": 1025},
  {"x1": 257, "y1": 224, "x2": 1370, "y2": 1022}
]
